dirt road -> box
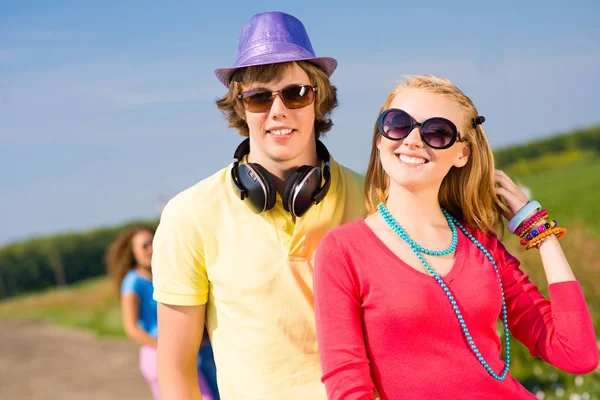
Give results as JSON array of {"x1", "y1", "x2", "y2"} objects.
[{"x1": 0, "y1": 321, "x2": 152, "y2": 399}]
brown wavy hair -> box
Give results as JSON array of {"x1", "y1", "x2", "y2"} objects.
[
  {"x1": 215, "y1": 61, "x2": 338, "y2": 140},
  {"x1": 364, "y1": 75, "x2": 509, "y2": 236},
  {"x1": 105, "y1": 225, "x2": 155, "y2": 296}
]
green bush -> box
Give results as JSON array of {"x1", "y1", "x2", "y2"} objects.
[
  {"x1": 0, "y1": 220, "x2": 157, "y2": 299},
  {"x1": 494, "y1": 124, "x2": 600, "y2": 169}
]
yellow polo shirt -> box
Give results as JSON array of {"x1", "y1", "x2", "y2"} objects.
[{"x1": 152, "y1": 157, "x2": 365, "y2": 399}]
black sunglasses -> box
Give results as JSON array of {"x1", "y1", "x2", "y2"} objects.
[
  {"x1": 377, "y1": 108, "x2": 466, "y2": 150},
  {"x1": 238, "y1": 84, "x2": 317, "y2": 113}
]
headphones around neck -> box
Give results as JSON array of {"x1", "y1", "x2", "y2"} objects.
[{"x1": 230, "y1": 138, "x2": 331, "y2": 218}]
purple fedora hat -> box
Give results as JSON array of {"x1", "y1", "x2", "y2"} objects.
[{"x1": 214, "y1": 11, "x2": 338, "y2": 87}]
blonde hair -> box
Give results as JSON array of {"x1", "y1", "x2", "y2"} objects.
[
  {"x1": 215, "y1": 61, "x2": 338, "y2": 139},
  {"x1": 364, "y1": 75, "x2": 509, "y2": 235}
]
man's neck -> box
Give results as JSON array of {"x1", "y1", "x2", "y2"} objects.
[{"x1": 248, "y1": 143, "x2": 319, "y2": 195}]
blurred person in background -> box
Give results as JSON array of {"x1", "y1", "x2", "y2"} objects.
[{"x1": 105, "y1": 225, "x2": 220, "y2": 399}]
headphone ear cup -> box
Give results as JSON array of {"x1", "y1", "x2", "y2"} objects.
[
  {"x1": 237, "y1": 163, "x2": 277, "y2": 213},
  {"x1": 282, "y1": 165, "x2": 318, "y2": 214}
]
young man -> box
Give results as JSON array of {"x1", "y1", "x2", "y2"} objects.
[{"x1": 152, "y1": 11, "x2": 365, "y2": 399}]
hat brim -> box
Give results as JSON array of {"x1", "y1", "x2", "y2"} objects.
[{"x1": 214, "y1": 56, "x2": 338, "y2": 87}]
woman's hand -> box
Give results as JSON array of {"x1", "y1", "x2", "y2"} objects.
[{"x1": 493, "y1": 170, "x2": 530, "y2": 221}]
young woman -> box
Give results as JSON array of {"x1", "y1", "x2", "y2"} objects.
[
  {"x1": 313, "y1": 75, "x2": 598, "y2": 399},
  {"x1": 105, "y1": 225, "x2": 219, "y2": 399}
]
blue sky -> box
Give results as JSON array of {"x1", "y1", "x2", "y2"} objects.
[{"x1": 1, "y1": 0, "x2": 599, "y2": 244}]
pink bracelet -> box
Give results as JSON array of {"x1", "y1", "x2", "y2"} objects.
[{"x1": 515, "y1": 209, "x2": 548, "y2": 237}]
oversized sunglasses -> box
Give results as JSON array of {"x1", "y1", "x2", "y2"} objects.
[
  {"x1": 238, "y1": 84, "x2": 317, "y2": 113},
  {"x1": 377, "y1": 108, "x2": 466, "y2": 150}
]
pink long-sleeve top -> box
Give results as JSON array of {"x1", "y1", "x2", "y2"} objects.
[{"x1": 314, "y1": 218, "x2": 598, "y2": 400}]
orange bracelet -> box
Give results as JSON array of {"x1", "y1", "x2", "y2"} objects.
[{"x1": 525, "y1": 227, "x2": 567, "y2": 250}]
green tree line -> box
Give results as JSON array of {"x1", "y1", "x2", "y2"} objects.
[
  {"x1": 0, "y1": 221, "x2": 157, "y2": 299},
  {"x1": 494, "y1": 124, "x2": 600, "y2": 168}
]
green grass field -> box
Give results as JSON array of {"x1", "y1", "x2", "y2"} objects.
[
  {"x1": 507, "y1": 157, "x2": 600, "y2": 237},
  {"x1": 0, "y1": 276, "x2": 123, "y2": 336}
]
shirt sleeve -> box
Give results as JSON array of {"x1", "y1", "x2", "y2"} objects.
[
  {"x1": 120, "y1": 271, "x2": 138, "y2": 296},
  {"x1": 495, "y1": 238, "x2": 598, "y2": 374},
  {"x1": 152, "y1": 195, "x2": 209, "y2": 306},
  {"x1": 314, "y1": 231, "x2": 377, "y2": 400}
]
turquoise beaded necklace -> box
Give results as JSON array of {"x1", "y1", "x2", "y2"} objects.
[{"x1": 377, "y1": 202, "x2": 511, "y2": 380}]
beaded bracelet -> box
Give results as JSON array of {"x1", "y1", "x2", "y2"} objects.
[
  {"x1": 519, "y1": 216, "x2": 550, "y2": 239},
  {"x1": 525, "y1": 226, "x2": 565, "y2": 249},
  {"x1": 515, "y1": 210, "x2": 548, "y2": 237},
  {"x1": 525, "y1": 226, "x2": 567, "y2": 250},
  {"x1": 519, "y1": 220, "x2": 558, "y2": 245},
  {"x1": 520, "y1": 218, "x2": 557, "y2": 241}
]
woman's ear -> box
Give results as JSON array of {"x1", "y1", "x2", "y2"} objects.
[
  {"x1": 375, "y1": 135, "x2": 382, "y2": 150},
  {"x1": 453, "y1": 143, "x2": 471, "y2": 168}
]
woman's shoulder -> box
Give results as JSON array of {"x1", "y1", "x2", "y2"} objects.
[
  {"x1": 317, "y1": 217, "x2": 375, "y2": 265},
  {"x1": 324, "y1": 217, "x2": 367, "y2": 244},
  {"x1": 454, "y1": 218, "x2": 497, "y2": 243},
  {"x1": 456, "y1": 221, "x2": 516, "y2": 264},
  {"x1": 120, "y1": 269, "x2": 141, "y2": 294}
]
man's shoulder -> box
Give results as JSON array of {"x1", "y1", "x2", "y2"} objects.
[
  {"x1": 337, "y1": 163, "x2": 364, "y2": 185},
  {"x1": 166, "y1": 165, "x2": 233, "y2": 212},
  {"x1": 157, "y1": 164, "x2": 235, "y2": 234},
  {"x1": 334, "y1": 162, "x2": 365, "y2": 208}
]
